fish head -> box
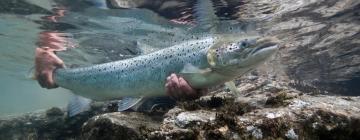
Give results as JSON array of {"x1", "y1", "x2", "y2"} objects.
[{"x1": 208, "y1": 37, "x2": 279, "y2": 75}]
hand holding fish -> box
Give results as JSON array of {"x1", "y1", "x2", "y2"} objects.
[
  {"x1": 35, "y1": 47, "x2": 201, "y2": 99},
  {"x1": 165, "y1": 73, "x2": 207, "y2": 101},
  {"x1": 35, "y1": 47, "x2": 64, "y2": 89}
]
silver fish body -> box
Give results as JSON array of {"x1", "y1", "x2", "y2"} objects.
[
  {"x1": 54, "y1": 35, "x2": 278, "y2": 101},
  {"x1": 55, "y1": 36, "x2": 218, "y2": 100}
]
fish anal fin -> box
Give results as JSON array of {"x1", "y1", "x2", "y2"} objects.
[
  {"x1": 117, "y1": 97, "x2": 144, "y2": 111},
  {"x1": 67, "y1": 95, "x2": 92, "y2": 117}
]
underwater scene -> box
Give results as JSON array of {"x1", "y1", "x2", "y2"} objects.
[{"x1": 0, "y1": 0, "x2": 359, "y2": 139}]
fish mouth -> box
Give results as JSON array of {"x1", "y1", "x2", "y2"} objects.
[
  {"x1": 251, "y1": 37, "x2": 279, "y2": 55},
  {"x1": 252, "y1": 44, "x2": 278, "y2": 57},
  {"x1": 252, "y1": 42, "x2": 278, "y2": 54}
]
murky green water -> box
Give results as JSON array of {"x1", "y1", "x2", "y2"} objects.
[
  {"x1": 0, "y1": 0, "x2": 190, "y2": 117},
  {"x1": 0, "y1": 14, "x2": 72, "y2": 117}
]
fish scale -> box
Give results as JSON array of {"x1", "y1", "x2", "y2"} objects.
[{"x1": 54, "y1": 36, "x2": 216, "y2": 100}]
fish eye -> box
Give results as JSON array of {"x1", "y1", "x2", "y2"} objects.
[
  {"x1": 241, "y1": 41, "x2": 248, "y2": 47},
  {"x1": 238, "y1": 41, "x2": 247, "y2": 47}
]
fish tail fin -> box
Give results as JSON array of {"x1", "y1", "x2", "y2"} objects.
[{"x1": 25, "y1": 66, "x2": 36, "y2": 80}]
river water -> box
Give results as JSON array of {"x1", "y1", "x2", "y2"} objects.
[
  {"x1": 0, "y1": 0, "x2": 201, "y2": 117},
  {"x1": 0, "y1": 1, "x2": 69, "y2": 117},
  {"x1": 2, "y1": 0, "x2": 358, "y2": 117}
]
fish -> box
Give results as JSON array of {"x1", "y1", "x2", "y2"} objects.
[
  {"x1": 55, "y1": 36, "x2": 277, "y2": 98},
  {"x1": 55, "y1": 35, "x2": 278, "y2": 116},
  {"x1": 47, "y1": 0, "x2": 279, "y2": 116}
]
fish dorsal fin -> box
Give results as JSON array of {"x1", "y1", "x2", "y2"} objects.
[
  {"x1": 117, "y1": 97, "x2": 144, "y2": 111},
  {"x1": 194, "y1": 0, "x2": 219, "y2": 31},
  {"x1": 67, "y1": 95, "x2": 92, "y2": 117}
]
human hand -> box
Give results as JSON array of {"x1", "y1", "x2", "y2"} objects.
[{"x1": 165, "y1": 73, "x2": 207, "y2": 101}]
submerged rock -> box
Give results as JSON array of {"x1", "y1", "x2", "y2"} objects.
[
  {"x1": 149, "y1": 76, "x2": 360, "y2": 140},
  {"x1": 175, "y1": 111, "x2": 216, "y2": 128},
  {"x1": 1, "y1": 77, "x2": 360, "y2": 140},
  {"x1": 82, "y1": 112, "x2": 161, "y2": 140}
]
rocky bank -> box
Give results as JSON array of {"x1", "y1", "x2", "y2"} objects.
[{"x1": 1, "y1": 74, "x2": 360, "y2": 140}]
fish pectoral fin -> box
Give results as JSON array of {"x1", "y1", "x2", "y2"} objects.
[
  {"x1": 178, "y1": 64, "x2": 213, "y2": 87},
  {"x1": 117, "y1": 97, "x2": 145, "y2": 112},
  {"x1": 180, "y1": 63, "x2": 211, "y2": 74},
  {"x1": 67, "y1": 95, "x2": 92, "y2": 117},
  {"x1": 224, "y1": 81, "x2": 240, "y2": 94},
  {"x1": 179, "y1": 63, "x2": 212, "y2": 86}
]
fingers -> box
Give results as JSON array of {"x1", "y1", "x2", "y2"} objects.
[
  {"x1": 34, "y1": 47, "x2": 64, "y2": 89},
  {"x1": 49, "y1": 51, "x2": 65, "y2": 68},
  {"x1": 165, "y1": 73, "x2": 207, "y2": 101},
  {"x1": 36, "y1": 70, "x2": 58, "y2": 89},
  {"x1": 165, "y1": 74, "x2": 181, "y2": 100},
  {"x1": 178, "y1": 77, "x2": 197, "y2": 99}
]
